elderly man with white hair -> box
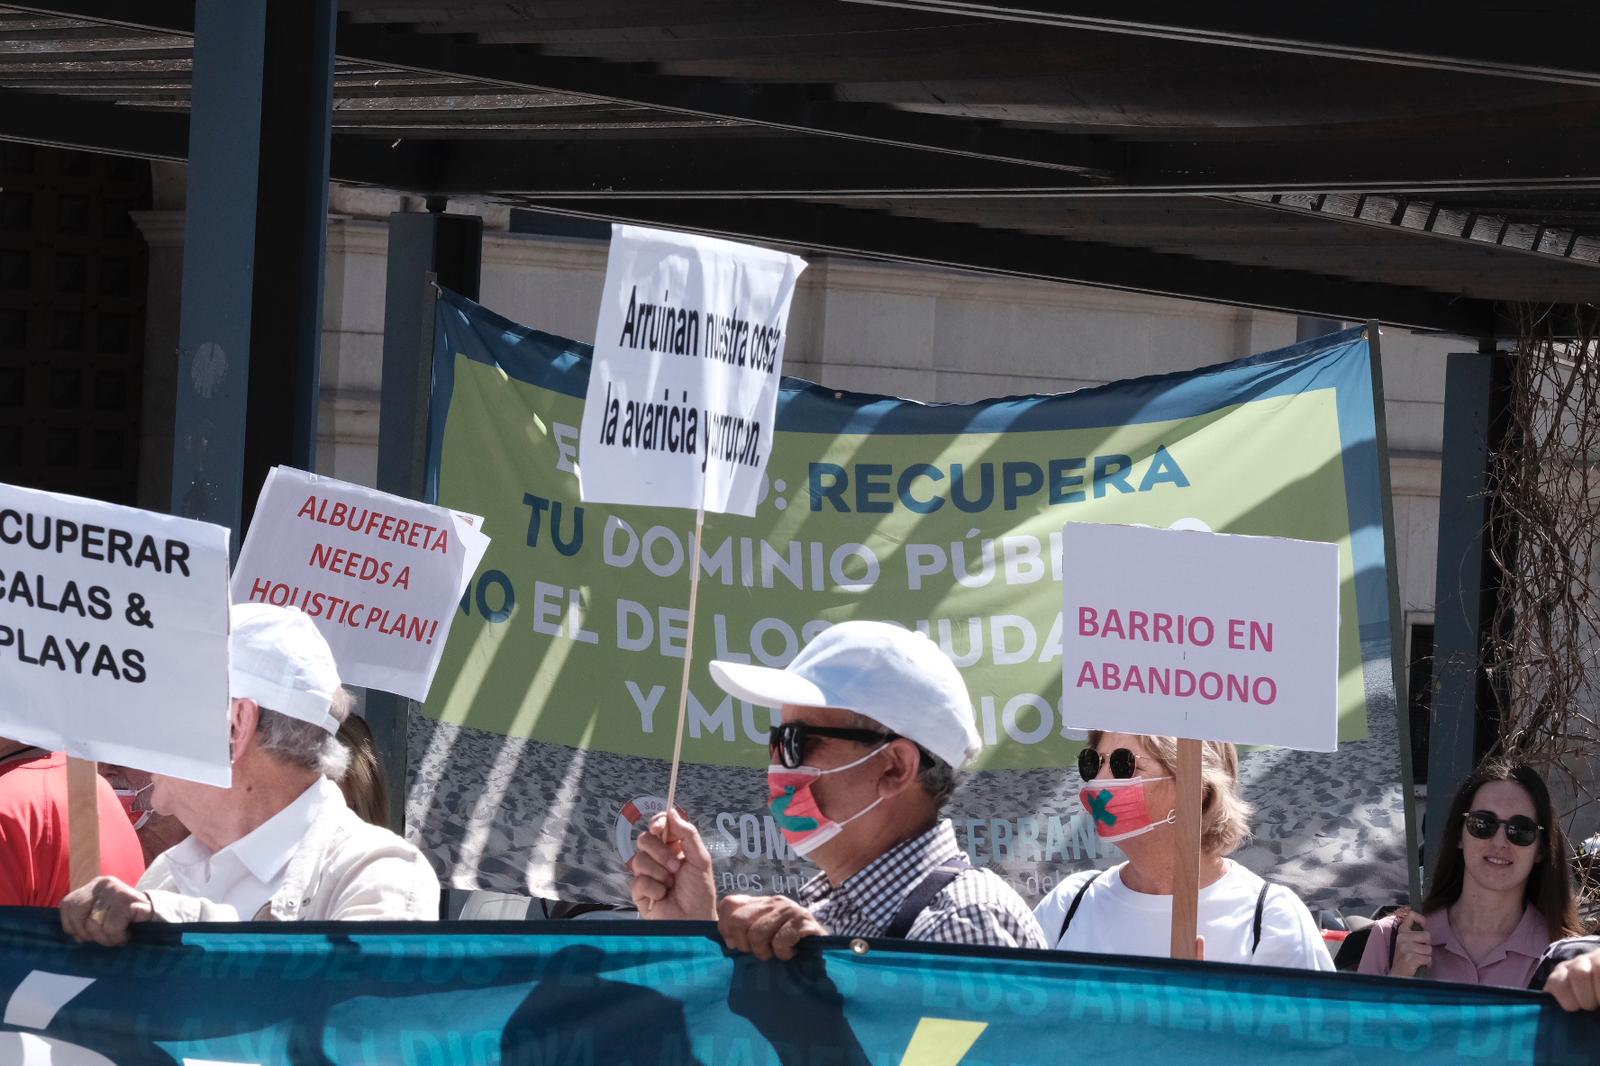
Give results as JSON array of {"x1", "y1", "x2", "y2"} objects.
[
  {"x1": 60, "y1": 604, "x2": 438, "y2": 944},
  {"x1": 629, "y1": 620, "x2": 1046, "y2": 959}
]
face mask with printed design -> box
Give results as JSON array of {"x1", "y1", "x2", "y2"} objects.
[
  {"x1": 767, "y1": 746, "x2": 888, "y2": 856},
  {"x1": 1078, "y1": 776, "x2": 1176, "y2": 843},
  {"x1": 113, "y1": 781, "x2": 154, "y2": 831}
]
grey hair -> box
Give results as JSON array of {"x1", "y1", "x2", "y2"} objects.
[
  {"x1": 917, "y1": 755, "x2": 959, "y2": 810},
  {"x1": 254, "y1": 689, "x2": 352, "y2": 781},
  {"x1": 841, "y1": 710, "x2": 961, "y2": 811}
]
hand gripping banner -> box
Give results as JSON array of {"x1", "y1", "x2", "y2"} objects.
[
  {"x1": 0, "y1": 910, "x2": 1593, "y2": 1064},
  {"x1": 413, "y1": 290, "x2": 1408, "y2": 910}
]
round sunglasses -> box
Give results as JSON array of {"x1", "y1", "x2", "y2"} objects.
[
  {"x1": 1464, "y1": 809, "x2": 1542, "y2": 847},
  {"x1": 1078, "y1": 746, "x2": 1138, "y2": 781}
]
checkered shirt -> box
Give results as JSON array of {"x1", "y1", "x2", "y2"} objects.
[
  {"x1": 796, "y1": 819, "x2": 1046, "y2": 949},
  {"x1": 1531, "y1": 935, "x2": 1600, "y2": 990}
]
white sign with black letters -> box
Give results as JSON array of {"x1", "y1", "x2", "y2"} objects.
[
  {"x1": 0, "y1": 481, "x2": 232, "y2": 784},
  {"x1": 1060, "y1": 522, "x2": 1341, "y2": 751},
  {"x1": 579, "y1": 224, "x2": 807, "y2": 516}
]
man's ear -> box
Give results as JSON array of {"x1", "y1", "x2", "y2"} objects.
[
  {"x1": 876, "y1": 739, "x2": 923, "y2": 798},
  {"x1": 229, "y1": 698, "x2": 260, "y2": 762}
]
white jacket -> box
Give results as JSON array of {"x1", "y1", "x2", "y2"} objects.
[{"x1": 139, "y1": 781, "x2": 438, "y2": 922}]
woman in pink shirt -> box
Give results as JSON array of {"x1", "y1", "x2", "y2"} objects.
[{"x1": 1360, "y1": 761, "x2": 1585, "y2": 988}]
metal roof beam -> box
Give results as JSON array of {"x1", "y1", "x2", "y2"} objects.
[
  {"x1": 7, "y1": 84, "x2": 1600, "y2": 209},
  {"x1": 381, "y1": 135, "x2": 1600, "y2": 199},
  {"x1": 347, "y1": 137, "x2": 1105, "y2": 196},
  {"x1": 0, "y1": 88, "x2": 1091, "y2": 196},
  {"x1": 0, "y1": 84, "x2": 187, "y2": 159},
  {"x1": 1128, "y1": 136, "x2": 1600, "y2": 196},
  {"x1": 1236, "y1": 192, "x2": 1600, "y2": 271},
  {"x1": 843, "y1": 1, "x2": 1600, "y2": 89},
  {"x1": 14, "y1": 2, "x2": 1600, "y2": 195},
  {"x1": 326, "y1": 19, "x2": 1120, "y2": 176},
  {"x1": 0, "y1": 1, "x2": 191, "y2": 36},
  {"x1": 509, "y1": 196, "x2": 1498, "y2": 336},
  {"x1": 1, "y1": 0, "x2": 1122, "y2": 176}
]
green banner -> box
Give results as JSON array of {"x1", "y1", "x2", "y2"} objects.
[{"x1": 412, "y1": 291, "x2": 1406, "y2": 908}]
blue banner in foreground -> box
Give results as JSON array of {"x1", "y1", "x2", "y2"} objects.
[{"x1": 1, "y1": 910, "x2": 1594, "y2": 1065}]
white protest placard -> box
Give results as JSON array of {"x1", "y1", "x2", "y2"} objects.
[
  {"x1": 0, "y1": 482, "x2": 232, "y2": 784},
  {"x1": 578, "y1": 224, "x2": 807, "y2": 517},
  {"x1": 231, "y1": 467, "x2": 490, "y2": 701},
  {"x1": 1060, "y1": 522, "x2": 1340, "y2": 751}
]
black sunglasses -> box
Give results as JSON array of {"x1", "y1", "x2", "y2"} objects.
[
  {"x1": 768, "y1": 722, "x2": 896, "y2": 769},
  {"x1": 1078, "y1": 747, "x2": 1138, "y2": 781},
  {"x1": 1464, "y1": 810, "x2": 1542, "y2": 847}
]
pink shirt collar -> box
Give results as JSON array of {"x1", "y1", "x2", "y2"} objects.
[{"x1": 1425, "y1": 904, "x2": 1552, "y2": 986}]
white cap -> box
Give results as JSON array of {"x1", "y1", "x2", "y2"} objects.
[
  {"x1": 229, "y1": 603, "x2": 341, "y2": 733},
  {"x1": 709, "y1": 620, "x2": 981, "y2": 769}
]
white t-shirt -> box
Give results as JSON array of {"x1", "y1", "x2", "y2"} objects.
[{"x1": 1033, "y1": 860, "x2": 1334, "y2": 970}]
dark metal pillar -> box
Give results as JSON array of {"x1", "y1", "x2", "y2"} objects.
[
  {"x1": 369, "y1": 206, "x2": 483, "y2": 834},
  {"x1": 170, "y1": 0, "x2": 336, "y2": 539},
  {"x1": 1425, "y1": 343, "x2": 1513, "y2": 879}
]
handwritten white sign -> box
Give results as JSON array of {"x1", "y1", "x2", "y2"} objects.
[
  {"x1": 232, "y1": 467, "x2": 490, "y2": 701},
  {"x1": 578, "y1": 225, "x2": 806, "y2": 516},
  {"x1": 0, "y1": 482, "x2": 232, "y2": 784},
  {"x1": 1060, "y1": 522, "x2": 1340, "y2": 751}
]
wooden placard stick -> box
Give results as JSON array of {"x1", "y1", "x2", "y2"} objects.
[
  {"x1": 1169, "y1": 737, "x2": 1203, "y2": 960},
  {"x1": 664, "y1": 501, "x2": 707, "y2": 814},
  {"x1": 641, "y1": 503, "x2": 707, "y2": 918},
  {"x1": 66, "y1": 756, "x2": 102, "y2": 891}
]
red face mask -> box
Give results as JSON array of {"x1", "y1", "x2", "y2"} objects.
[
  {"x1": 767, "y1": 746, "x2": 888, "y2": 857},
  {"x1": 113, "y1": 782, "x2": 153, "y2": 831},
  {"x1": 1078, "y1": 776, "x2": 1175, "y2": 843}
]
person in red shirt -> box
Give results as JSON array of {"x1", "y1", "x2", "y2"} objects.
[
  {"x1": 0, "y1": 737, "x2": 146, "y2": 907},
  {"x1": 99, "y1": 762, "x2": 189, "y2": 865}
]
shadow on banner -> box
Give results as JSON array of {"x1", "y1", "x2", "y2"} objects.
[
  {"x1": 414, "y1": 291, "x2": 1409, "y2": 913},
  {"x1": 0, "y1": 910, "x2": 1594, "y2": 1064}
]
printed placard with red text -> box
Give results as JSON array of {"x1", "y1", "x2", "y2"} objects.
[
  {"x1": 1060, "y1": 522, "x2": 1339, "y2": 751},
  {"x1": 232, "y1": 467, "x2": 490, "y2": 701}
]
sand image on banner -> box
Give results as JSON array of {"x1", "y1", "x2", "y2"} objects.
[
  {"x1": 413, "y1": 293, "x2": 1409, "y2": 912},
  {"x1": 578, "y1": 225, "x2": 806, "y2": 517}
]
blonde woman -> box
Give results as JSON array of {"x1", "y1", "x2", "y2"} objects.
[{"x1": 1034, "y1": 731, "x2": 1333, "y2": 969}]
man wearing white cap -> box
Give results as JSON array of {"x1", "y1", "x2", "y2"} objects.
[
  {"x1": 629, "y1": 620, "x2": 1045, "y2": 958},
  {"x1": 59, "y1": 604, "x2": 438, "y2": 943}
]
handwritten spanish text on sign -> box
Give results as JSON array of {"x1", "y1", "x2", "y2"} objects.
[
  {"x1": 0, "y1": 481, "x2": 232, "y2": 784},
  {"x1": 232, "y1": 467, "x2": 490, "y2": 701},
  {"x1": 578, "y1": 225, "x2": 807, "y2": 516},
  {"x1": 1060, "y1": 522, "x2": 1340, "y2": 751}
]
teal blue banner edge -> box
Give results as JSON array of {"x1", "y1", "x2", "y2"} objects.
[{"x1": 2, "y1": 909, "x2": 1593, "y2": 1065}]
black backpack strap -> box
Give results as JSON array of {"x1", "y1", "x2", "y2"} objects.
[
  {"x1": 1251, "y1": 882, "x2": 1271, "y2": 954},
  {"x1": 884, "y1": 857, "x2": 970, "y2": 939},
  {"x1": 1055, "y1": 868, "x2": 1107, "y2": 945},
  {"x1": 1387, "y1": 915, "x2": 1400, "y2": 974}
]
